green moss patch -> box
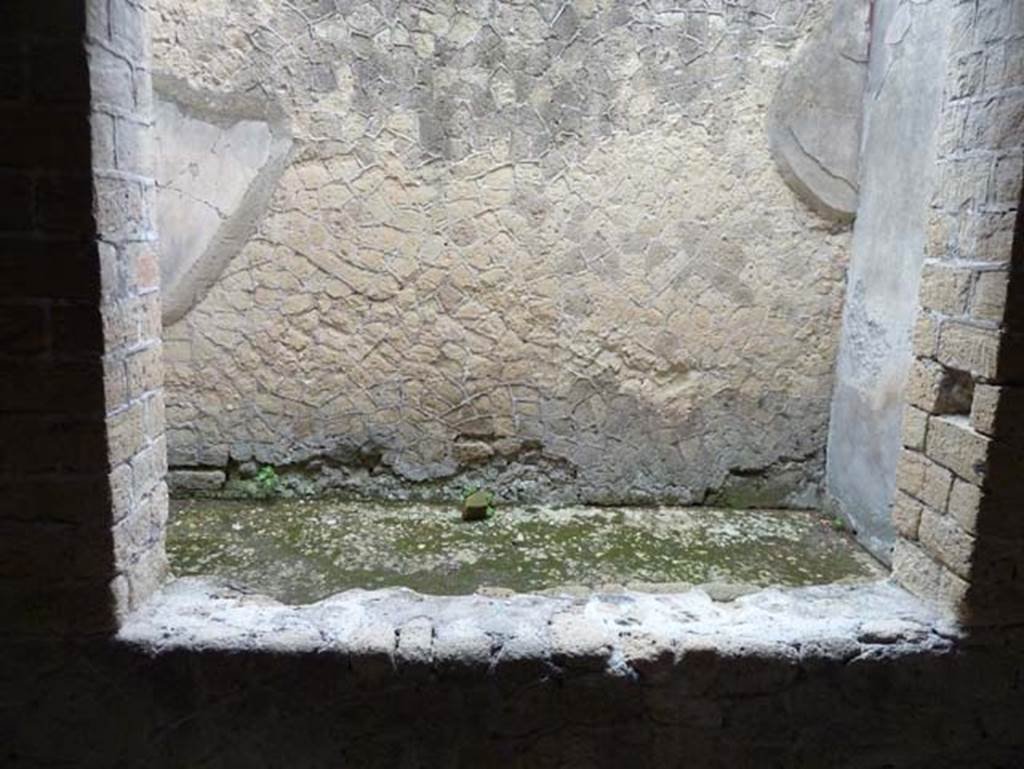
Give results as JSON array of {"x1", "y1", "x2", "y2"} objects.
[{"x1": 167, "y1": 499, "x2": 885, "y2": 604}]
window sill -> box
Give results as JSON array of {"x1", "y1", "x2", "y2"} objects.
[{"x1": 118, "y1": 577, "x2": 957, "y2": 677}]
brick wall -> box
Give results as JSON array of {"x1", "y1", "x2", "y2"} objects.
[
  {"x1": 892, "y1": 0, "x2": 1024, "y2": 624},
  {"x1": 0, "y1": 0, "x2": 166, "y2": 638},
  {"x1": 88, "y1": 0, "x2": 169, "y2": 626}
]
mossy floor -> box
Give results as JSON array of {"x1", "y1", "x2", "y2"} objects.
[{"x1": 167, "y1": 499, "x2": 886, "y2": 604}]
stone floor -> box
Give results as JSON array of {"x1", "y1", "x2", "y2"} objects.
[{"x1": 167, "y1": 499, "x2": 886, "y2": 603}]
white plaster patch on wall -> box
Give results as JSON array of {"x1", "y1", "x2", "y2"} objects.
[
  {"x1": 155, "y1": 78, "x2": 294, "y2": 325},
  {"x1": 156, "y1": 101, "x2": 273, "y2": 300},
  {"x1": 768, "y1": 0, "x2": 870, "y2": 221}
]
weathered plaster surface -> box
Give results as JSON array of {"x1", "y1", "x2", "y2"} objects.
[
  {"x1": 152, "y1": 0, "x2": 850, "y2": 505},
  {"x1": 767, "y1": 0, "x2": 870, "y2": 220},
  {"x1": 826, "y1": 0, "x2": 950, "y2": 560},
  {"x1": 155, "y1": 76, "x2": 294, "y2": 325}
]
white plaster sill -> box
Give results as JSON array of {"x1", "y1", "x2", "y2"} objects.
[{"x1": 118, "y1": 578, "x2": 959, "y2": 673}]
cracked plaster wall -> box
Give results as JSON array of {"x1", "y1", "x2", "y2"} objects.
[
  {"x1": 767, "y1": 0, "x2": 869, "y2": 221},
  {"x1": 153, "y1": 0, "x2": 851, "y2": 504}
]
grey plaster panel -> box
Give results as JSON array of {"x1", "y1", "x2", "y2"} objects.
[{"x1": 825, "y1": 0, "x2": 950, "y2": 561}]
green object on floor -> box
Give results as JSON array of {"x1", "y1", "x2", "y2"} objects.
[{"x1": 462, "y1": 489, "x2": 494, "y2": 521}]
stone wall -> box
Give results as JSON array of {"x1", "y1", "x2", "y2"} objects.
[
  {"x1": 0, "y1": 0, "x2": 166, "y2": 637},
  {"x1": 890, "y1": 0, "x2": 1024, "y2": 625},
  {"x1": 3, "y1": 3, "x2": 1024, "y2": 767},
  {"x1": 89, "y1": 0, "x2": 171, "y2": 626},
  {"x1": 151, "y1": 0, "x2": 852, "y2": 505}
]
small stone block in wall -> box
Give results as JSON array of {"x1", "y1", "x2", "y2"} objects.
[
  {"x1": 111, "y1": 11, "x2": 150, "y2": 63},
  {"x1": 89, "y1": 112, "x2": 116, "y2": 170},
  {"x1": 111, "y1": 116, "x2": 155, "y2": 177},
  {"x1": 956, "y1": 209, "x2": 1018, "y2": 263},
  {"x1": 949, "y1": 478, "x2": 983, "y2": 535},
  {"x1": 937, "y1": 322, "x2": 1000, "y2": 380},
  {"x1": 971, "y1": 270, "x2": 1010, "y2": 323},
  {"x1": 952, "y1": 483, "x2": 1024, "y2": 540},
  {"x1": 118, "y1": 544, "x2": 170, "y2": 618},
  {"x1": 905, "y1": 358, "x2": 974, "y2": 415},
  {"x1": 906, "y1": 359, "x2": 944, "y2": 412},
  {"x1": 102, "y1": 294, "x2": 161, "y2": 354},
  {"x1": 93, "y1": 176, "x2": 153, "y2": 245},
  {"x1": 970, "y1": 384, "x2": 1001, "y2": 436},
  {"x1": 108, "y1": 462, "x2": 134, "y2": 525},
  {"x1": 168, "y1": 469, "x2": 226, "y2": 495},
  {"x1": 111, "y1": 485, "x2": 168, "y2": 572},
  {"x1": 978, "y1": 92, "x2": 1024, "y2": 152},
  {"x1": 125, "y1": 344, "x2": 164, "y2": 400},
  {"x1": 991, "y1": 153, "x2": 1024, "y2": 207},
  {"x1": 892, "y1": 491, "x2": 924, "y2": 540},
  {"x1": 926, "y1": 415, "x2": 990, "y2": 486},
  {"x1": 105, "y1": 402, "x2": 146, "y2": 468},
  {"x1": 948, "y1": 49, "x2": 985, "y2": 100},
  {"x1": 896, "y1": 448, "x2": 954, "y2": 511},
  {"x1": 141, "y1": 393, "x2": 165, "y2": 443},
  {"x1": 129, "y1": 245, "x2": 160, "y2": 294},
  {"x1": 937, "y1": 156, "x2": 990, "y2": 211},
  {"x1": 936, "y1": 98, "x2": 968, "y2": 157},
  {"x1": 925, "y1": 209, "x2": 952, "y2": 260},
  {"x1": 131, "y1": 436, "x2": 168, "y2": 503},
  {"x1": 919, "y1": 507, "x2": 976, "y2": 581},
  {"x1": 912, "y1": 313, "x2": 941, "y2": 359},
  {"x1": 901, "y1": 406, "x2": 930, "y2": 450},
  {"x1": 971, "y1": 383, "x2": 1024, "y2": 445},
  {"x1": 88, "y1": 48, "x2": 136, "y2": 113},
  {"x1": 919, "y1": 262, "x2": 972, "y2": 316},
  {"x1": 892, "y1": 539, "x2": 970, "y2": 617}
]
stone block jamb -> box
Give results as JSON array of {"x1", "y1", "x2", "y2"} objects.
[
  {"x1": 89, "y1": 0, "x2": 171, "y2": 629},
  {"x1": 0, "y1": 0, "x2": 167, "y2": 640},
  {"x1": 891, "y1": 0, "x2": 1024, "y2": 626}
]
